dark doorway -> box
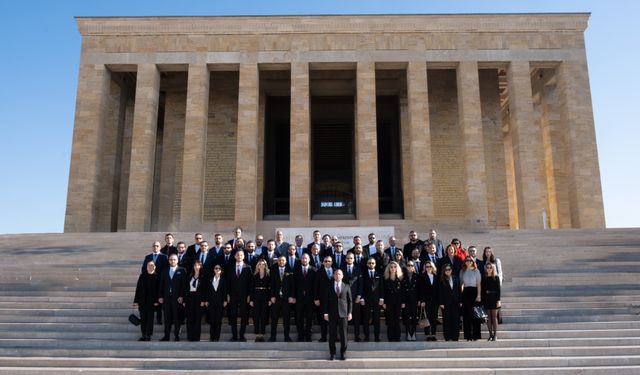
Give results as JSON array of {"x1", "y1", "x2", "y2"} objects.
[
  {"x1": 376, "y1": 95, "x2": 404, "y2": 217},
  {"x1": 310, "y1": 96, "x2": 355, "y2": 218},
  {"x1": 263, "y1": 96, "x2": 291, "y2": 218}
]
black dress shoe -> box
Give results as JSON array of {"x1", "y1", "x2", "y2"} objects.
[
  {"x1": 230, "y1": 337, "x2": 238, "y2": 342},
  {"x1": 305, "y1": 336, "x2": 312, "y2": 342},
  {"x1": 318, "y1": 337, "x2": 327, "y2": 342},
  {"x1": 174, "y1": 337, "x2": 180, "y2": 342},
  {"x1": 268, "y1": 336, "x2": 276, "y2": 342},
  {"x1": 239, "y1": 337, "x2": 247, "y2": 342},
  {"x1": 284, "y1": 337, "x2": 292, "y2": 342},
  {"x1": 340, "y1": 353, "x2": 346, "y2": 361},
  {"x1": 354, "y1": 336, "x2": 361, "y2": 342},
  {"x1": 138, "y1": 337, "x2": 146, "y2": 341},
  {"x1": 374, "y1": 337, "x2": 381, "y2": 342},
  {"x1": 160, "y1": 336, "x2": 170, "y2": 341},
  {"x1": 329, "y1": 355, "x2": 334, "y2": 361}
]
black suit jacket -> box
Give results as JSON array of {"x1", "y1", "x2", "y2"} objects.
[
  {"x1": 438, "y1": 276, "x2": 461, "y2": 306},
  {"x1": 243, "y1": 251, "x2": 260, "y2": 271},
  {"x1": 293, "y1": 265, "x2": 317, "y2": 301},
  {"x1": 331, "y1": 252, "x2": 347, "y2": 269},
  {"x1": 417, "y1": 272, "x2": 439, "y2": 304},
  {"x1": 160, "y1": 245, "x2": 178, "y2": 257},
  {"x1": 314, "y1": 267, "x2": 334, "y2": 301},
  {"x1": 177, "y1": 252, "x2": 193, "y2": 274},
  {"x1": 309, "y1": 253, "x2": 323, "y2": 269},
  {"x1": 340, "y1": 264, "x2": 362, "y2": 300},
  {"x1": 201, "y1": 276, "x2": 228, "y2": 306},
  {"x1": 227, "y1": 263, "x2": 252, "y2": 302},
  {"x1": 362, "y1": 269, "x2": 384, "y2": 305},
  {"x1": 371, "y1": 252, "x2": 390, "y2": 275},
  {"x1": 142, "y1": 253, "x2": 168, "y2": 274},
  {"x1": 158, "y1": 266, "x2": 188, "y2": 302},
  {"x1": 323, "y1": 281, "x2": 352, "y2": 318},
  {"x1": 270, "y1": 265, "x2": 294, "y2": 299},
  {"x1": 261, "y1": 250, "x2": 280, "y2": 267}
]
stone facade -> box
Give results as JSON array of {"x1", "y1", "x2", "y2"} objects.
[{"x1": 65, "y1": 13, "x2": 606, "y2": 233}]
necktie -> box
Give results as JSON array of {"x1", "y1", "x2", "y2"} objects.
[
  {"x1": 226, "y1": 254, "x2": 229, "y2": 262},
  {"x1": 315, "y1": 256, "x2": 319, "y2": 266},
  {"x1": 336, "y1": 255, "x2": 340, "y2": 266},
  {"x1": 236, "y1": 265, "x2": 240, "y2": 277},
  {"x1": 370, "y1": 270, "x2": 374, "y2": 279},
  {"x1": 336, "y1": 283, "x2": 340, "y2": 296},
  {"x1": 280, "y1": 269, "x2": 284, "y2": 279},
  {"x1": 356, "y1": 255, "x2": 360, "y2": 265},
  {"x1": 153, "y1": 254, "x2": 157, "y2": 263},
  {"x1": 303, "y1": 267, "x2": 307, "y2": 277},
  {"x1": 290, "y1": 256, "x2": 294, "y2": 267},
  {"x1": 327, "y1": 269, "x2": 332, "y2": 278},
  {"x1": 348, "y1": 266, "x2": 352, "y2": 277},
  {"x1": 248, "y1": 254, "x2": 252, "y2": 263},
  {"x1": 170, "y1": 268, "x2": 175, "y2": 279}
]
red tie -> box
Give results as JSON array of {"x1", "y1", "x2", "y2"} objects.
[{"x1": 336, "y1": 283, "x2": 340, "y2": 296}]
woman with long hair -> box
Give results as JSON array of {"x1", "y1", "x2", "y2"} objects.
[
  {"x1": 402, "y1": 260, "x2": 419, "y2": 341},
  {"x1": 133, "y1": 261, "x2": 160, "y2": 341},
  {"x1": 460, "y1": 256, "x2": 482, "y2": 341},
  {"x1": 438, "y1": 244, "x2": 462, "y2": 276},
  {"x1": 438, "y1": 264, "x2": 461, "y2": 341},
  {"x1": 418, "y1": 261, "x2": 439, "y2": 341},
  {"x1": 250, "y1": 259, "x2": 271, "y2": 342},
  {"x1": 383, "y1": 261, "x2": 405, "y2": 342},
  {"x1": 482, "y1": 262, "x2": 501, "y2": 341},
  {"x1": 483, "y1": 246, "x2": 503, "y2": 323},
  {"x1": 185, "y1": 260, "x2": 204, "y2": 341}
]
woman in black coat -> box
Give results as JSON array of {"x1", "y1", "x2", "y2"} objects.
[
  {"x1": 383, "y1": 261, "x2": 405, "y2": 342},
  {"x1": 250, "y1": 259, "x2": 271, "y2": 342},
  {"x1": 438, "y1": 264, "x2": 461, "y2": 341},
  {"x1": 185, "y1": 260, "x2": 204, "y2": 341},
  {"x1": 402, "y1": 260, "x2": 419, "y2": 341},
  {"x1": 417, "y1": 260, "x2": 439, "y2": 341},
  {"x1": 202, "y1": 264, "x2": 228, "y2": 342},
  {"x1": 133, "y1": 261, "x2": 160, "y2": 341},
  {"x1": 437, "y1": 244, "x2": 462, "y2": 276}
]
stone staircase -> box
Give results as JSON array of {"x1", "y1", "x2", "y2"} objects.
[{"x1": 0, "y1": 229, "x2": 639, "y2": 374}]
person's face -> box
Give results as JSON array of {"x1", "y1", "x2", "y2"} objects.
[
  {"x1": 444, "y1": 267, "x2": 452, "y2": 276},
  {"x1": 301, "y1": 254, "x2": 310, "y2": 266},
  {"x1": 429, "y1": 230, "x2": 437, "y2": 240},
  {"x1": 453, "y1": 240, "x2": 461, "y2": 249},
  {"x1": 322, "y1": 235, "x2": 331, "y2": 245},
  {"x1": 165, "y1": 235, "x2": 174, "y2": 245},
  {"x1": 485, "y1": 248, "x2": 493, "y2": 258},
  {"x1": 278, "y1": 257, "x2": 287, "y2": 267},
  {"x1": 313, "y1": 232, "x2": 321, "y2": 242},
  {"x1": 214, "y1": 235, "x2": 223, "y2": 245},
  {"x1": 354, "y1": 245, "x2": 363, "y2": 255},
  {"x1": 288, "y1": 246, "x2": 296, "y2": 255},
  {"x1": 331, "y1": 236, "x2": 339, "y2": 245},
  {"x1": 146, "y1": 262, "x2": 156, "y2": 274},
  {"x1": 267, "y1": 242, "x2": 276, "y2": 251},
  {"x1": 334, "y1": 270, "x2": 343, "y2": 282},
  {"x1": 276, "y1": 231, "x2": 284, "y2": 241},
  {"x1": 235, "y1": 251, "x2": 244, "y2": 262},
  {"x1": 395, "y1": 252, "x2": 403, "y2": 261},
  {"x1": 214, "y1": 265, "x2": 222, "y2": 275},
  {"x1": 409, "y1": 232, "x2": 418, "y2": 242},
  {"x1": 335, "y1": 244, "x2": 343, "y2": 253},
  {"x1": 257, "y1": 262, "x2": 266, "y2": 271},
  {"x1": 224, "y1": 245, "x2": 233, "y2": 254},
  {"x1": 375, "y1": 242, "x2": 384, "y2": 253},
  {"x1": 353, "y1": 237, "x2": 361, "y2": 245},
  {"x1": 368, "y1": 234, "x2": 376, "y2": 244},
  {"x1": 235, "y1": 240, "x2": 244, "y2": 248},
  {"x1": 295, "y1": 236, "x2": 303, "y2": 246},
  {"x1": 465, "y1": 259, "x2": 474, "y2": 267},
  {"x1": 428, "y1": 244, "x2": 436, "y2": 255},
  {"x1": 234, "y1": 229, "x2": 242, "y2": 238},
  {"x1": 246, "y1": 242, "x2": 255, "y2": 252},
  {"x1": 312, "y1": 245, "x2": 320, "y2": 255},
  {"x1": 389, "y1": 264, "x2": 398, "y2": 276},
  {"x1": 152, "y1": 242, "x2": 161, "y2": 253},
  {"x1": 447, "y1": 246, "x2": 456, "y2": 256},
  {"x1": 201, "y1": 243, "x2": 209, "y2": 251},
  {"x1": 412, "y1": 249, "x2": 420, "y2": 260},
  {"x1": 345, "y1": 254, "x2": 354, "y2": 265},
  {"x1": 195, "y1": 234, "x2": 203, "y2": 244},
  {"x1": 193, "y1": 262, "x2": 202, "y2": 273},
  {"x1": 389, "y1": 237, "x2": 396, "y2": 246},
  {"x1": 177, "y1": 243, "x2": 186, "y2": 254},
  {"x1": 367, "y1": 259, "x2": 376, "y2": 270},
  {"x1": 485, "y1": 264, "x2": 494, "y2": 275},
  {"x1": 255, "y1": 236, "x2": 263, "y2": 246},
  {"x1": 425, "y1": 263, "x2": 434, "y2": 274},
  {"x1": 168, "y1": 255, "x2": 178, "y2": 266},
  {"x1": 469, "y1": 248, "x2": 477, "y2": 257},
  {"x1": 406, "y1": 262, "x2": 415, "y2": 274},
  {"x1": 323, "y1": 258, "x2": 333, "y2": 268}
]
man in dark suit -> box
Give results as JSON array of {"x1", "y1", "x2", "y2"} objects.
[
  {"x1": 269, "y1": 256, "x2": 294, "y2": 342},
  {"x1": 347, "y1": 235, "x2": 362, "y2": 254},
  {"x1": 255, "y1": 234, "x2": 267, "y2": 256},
  {"x1": 194, "y1": 241, "x2": 215, "y2": 280},
  {"x1": 160, "y1": 233, "x2": 178, "y2": 257},
  {"x1": 403, "y1": 230, "x2": 424, "y2": 257},
  {"x1": 424, "y1": 242, "x2": 440, "y2": 270},
  {"x1": 427, "y1": 229, "x2": 446, "y2": 258},
  {"x1": 176, "y1": 242, "x2": 193, "y2": 272},
  {"x1": 342, "y1": 252, "x2": 363, "y2": 341},
  {"x1": 185, "y1": 233, "x2": 204, "y2": 260},
  {"x1": 323, "y1": 269, "x2": 352, "y2": 361},
  {"x1": 227, "y1": 227, "x2": 243, "y2": 248},
  {"x1": 158, "y1": 254, "x2": 187, "y2": 341},
  {"x1": 361, "y1": 257, "x2": 384, "y2": 342},
  {"x1": 262, "y1": 239, "x2": 280, "y2": 267},
  {"x1": 371, "y1": 240, "x2": 390, "y2": 275},
  {"x1": 385, "y1": 236, "x2": 401, "y2": 260},
  {"x1": 227, "y1": 250, "x2": 252, "y2": 341},
  {"x1": 275, "y1": 230, "x2": 290, "y2": 256},
  {"x1": 216, "y1": 243, "x2": 235, "y2": 271},
  {"x1": 142, "y1": 241, "x2": 168, "y2": 325},
  {"x1": 293, "y1": 235, "x2": 306, "y2": 258},
  {"x1": 210, "y1": 234, "x2": 225, "y2": 258},
  {"x1": 285, "y1": 244, "x2": 300, "y2": 272},
  {"x1": 243, "y1": 240, "x2": 260, "y2": 272},
  {"x1": 362, "y1": 233, "x2": 377, "y2": 256},
  {"x1": 294, "y1": 253, "x2": 316, "y2": 342},
  {"x1": 331, "y1": 242, "x2": 346, "y2": 269},
  {"x1": 306, "y1": 230, "x2": 324, "y2": 254},
  {"x1": 314, "y1": 256, "x2": 335, "y2": 342},
  {"x1": 309, "y1": 244, "x2": 323, "y2": 269},
  {"x1": 348, "y1": 243, "x2": 368, "y2": 273}
]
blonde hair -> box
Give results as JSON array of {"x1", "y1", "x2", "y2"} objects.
[
  {"x1": 424, "y1": 261, "x2": 437, "y2": 275},
  {"x1": 484, "y1": 262, "x2": 497, "y2": 278},
  {"x1": 254, "y1": 259, "x2": 270, "y2": 276},
  {"x1": 384, "y1": 261, "x2": 404, "y2": 280}
]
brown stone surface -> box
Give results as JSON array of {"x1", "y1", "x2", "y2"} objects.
[{"x1": 289, "y1": 62, "x2": 311, "y2": 224}]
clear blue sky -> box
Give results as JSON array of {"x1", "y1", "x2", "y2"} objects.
[{"x1": 1, "y1": 0, "x2": 638, "y2": 233}]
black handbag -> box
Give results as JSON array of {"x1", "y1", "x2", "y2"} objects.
[
  {"x1": 128, "y1": 313, "x2": 141, "y2": 326},
  {"x1": 472, "y1": 305, "x2": 488, "y2": 323}
]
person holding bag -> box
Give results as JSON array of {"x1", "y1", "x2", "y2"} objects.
[
  {"x1": 418, "y1": 261, "x2": 439, "y2": 341},
  {"x1": 402, "y1": 260, "x2": 420, "y2": 341},
  {"x1": 133, "y1": 261, "x2": 160, "y2": 341},
  {"x1": 460, "y1": 256, "x2": 482, "y2": 341}
]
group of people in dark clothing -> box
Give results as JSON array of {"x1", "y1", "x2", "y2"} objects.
[{"x1": 134, "y1": 228, "x2": 503, "y2": 352}]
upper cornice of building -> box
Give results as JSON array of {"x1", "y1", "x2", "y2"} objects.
[{"x1": 75, "y1": 13, "x2": 590, "y2": 36}]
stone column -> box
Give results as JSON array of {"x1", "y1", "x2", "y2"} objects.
[
  {"x1": 557, "y1": 58, "x2": 605, "y2": 228},
  {"x1": 290, "y1": 62, "x2": 311, "y2": 224},
  {"x1": 64, "y1": 64, "x2": 110, "y2": 232},
  {"x1": 233, "y1": 63, "x2": 259, "y2": 226},
  {"x1": 507, "y1": 61, "x2": 547, "y2": 229},
  {"x1": 406, "y1": 61, "x2": 434, "y2": 221},
  {"x1": 457, "y1": 61, "x2": 489, "y2": 227},
  {"x1": 125, "y1": 64, "x2": 161, "y2": 232},
  {"x1": 355, "y1": 61, "x2": 379, "y2": 222},
  {"x1": 179, "y1": 64, "x2": 210, "y2": 229}
]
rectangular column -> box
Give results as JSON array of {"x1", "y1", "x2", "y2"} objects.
[
  {"x1": 507, "y1": 60, "x2": 547, "y2": 229},
  {"x1": 406, "y1": 61, "x2": 434, "y2": 221},
  {"x1": 289, "y1": 62, "x2": 311, "y2": 224},
  {"x1": 557, "y1": 58, "x2": 605, "y2": 228},
  {"x1": 125, "y1": 64, "x2": 161, "y2": 232},
  {"x1": 233, "y1": 63, "x2": 259, "y2": 226},
  {"x1": 64, "y1": 64, "x2": 110, "y2": 232},
  {"x1": 179, "y1": 64, "x2": 210, "y2": 229},
  {"x1": 355, "y1": 61, "x2": 379, "y2": 222},
  {"x1": 457, "y1": 61, "x2": 489, "y2": 226}
]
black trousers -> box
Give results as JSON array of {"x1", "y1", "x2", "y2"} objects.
[
  {"x1": 329, "y1": 316, "x2": 348, "y2": 356},
  {"x1": 403, "y1": 302, "x2": 419, "y2": 336},
  {"x1": 228, "y1": 298, "x2": 248, "y2": 339},
  {"x1": 296, "y1": 298, "x2": 314, "y2": 339},
  {"x1": 315, "y1": 304, "x2": 328, "y2": 339},
  {"x1": 351, "y1": 301, "x2": 362, "y2": 338},
  {"x1": 424, "y1": 300, "x2": 439, "y2": 336},
  {"x1": 385, "y1": 303, "x2": 402, "y2": 341},
  {"x1": 139, "y1": 304, "x2": 155, "y2": 338},
  {"x1": 253, "y1": 295, "x2": 269, "y2": 335},
  {"x1": 462, "y1": 287, "x2": 481, "y2": 340},
  {"x1": 185, "y1": 297, "x2": 202, "y2": 341},
  {"x1": 362, "y1": 302, "x2": 381, "y2": 339},
  {"x1": 208, "y1": 303, "x2": 224, "y2": 341},
  {"x1": 270, "y1": 297, "x2": 291, "y2": 339},
  {"x1": 442, "y1": 302, "x2": 460, "y2": 341},
  {"x1": 162, "y1": 299, "x2": 181, "y2": 339}
]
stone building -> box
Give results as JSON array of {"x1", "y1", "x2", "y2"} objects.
[{"x1": 65, "y1": 13, "x2": 605, "y2": 234}]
